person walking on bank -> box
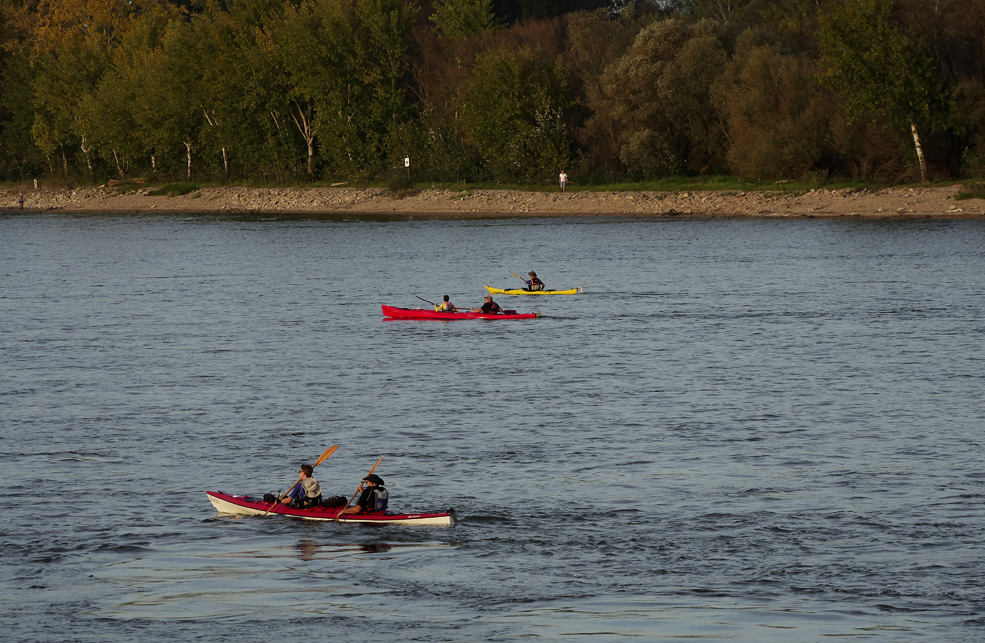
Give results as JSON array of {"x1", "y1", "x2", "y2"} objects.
[
  {"x1": 559, "y1": 170, "x2": 568, "y2": 192},
  {"x1": 18, "y1": 190, "x2": 24, "y2": 210}
]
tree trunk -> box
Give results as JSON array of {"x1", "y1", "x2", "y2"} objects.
[
  {"x1": 61, "y1": 146, "x2": 68, "y2": 178},
  {"x1": 113, "y1": 149, "x2": 125, "y2": 179},
  {"x1": 290, "y1": 102, "x2": 316, "y2": 175},
  {"x1": 185, "y1": 138, "x2": 193, "y2": 180},
  {"x1": 911, "y1": 122, "x2": 928, "y2": 183},
  {"x1": 151, "y1": 152, "x2": 157, "y2": 173},
  {"x1": 80, "y1": 135, "x2": 93, "y2": 175},
  {"x1": 203, "y1": 110, "x2": 229, "y2": 177},
  {"x1": 270, "y1": 111, "x2": 285, "y2": 182}
]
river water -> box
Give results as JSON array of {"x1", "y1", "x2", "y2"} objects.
[{"x1": 1, "y1": 213, "x2": 984, "y2": 641}]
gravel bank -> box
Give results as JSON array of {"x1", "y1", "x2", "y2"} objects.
[{"x1": 3, "y1": 184, "x2": 982, "y2": 219}]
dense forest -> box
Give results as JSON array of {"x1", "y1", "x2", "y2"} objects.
[{"x1": 0, "y1": 0, "x2": 983, "y2": 185}]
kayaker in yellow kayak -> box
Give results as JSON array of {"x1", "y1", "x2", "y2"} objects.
[
  {"x1": 524, "y1": 271, "x2": 545, "y2": 291},
  {"x1": 435, "y1": 295, "x2": 457, "y2": 312},
  {"x1": 472, "y1": 295, "x2": 503, "y2": 314}
]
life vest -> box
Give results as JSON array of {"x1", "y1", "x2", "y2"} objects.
[
  {"x1": 292, "y1": 478, "x2": 322, "y2": 508},
  {"x1": 370, "y1": 487, "x2": 388, "y2": 511},
  {"x1": 295, "y1": 493, "x2": 322, "y2": 509}
]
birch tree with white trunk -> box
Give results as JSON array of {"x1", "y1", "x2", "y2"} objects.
[{"x1": 819, "y1": 0, "x2": 945, "y2": 182}]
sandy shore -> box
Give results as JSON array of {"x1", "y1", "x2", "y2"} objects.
[{"x1": 4, "y1": 184, "x2": 983, "y2": 219}]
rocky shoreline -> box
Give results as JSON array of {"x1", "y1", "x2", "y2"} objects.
[{"x1": 3, "y1": 184, "x2": 983, "y2": 219}]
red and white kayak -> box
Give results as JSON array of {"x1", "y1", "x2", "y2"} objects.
[
  {"x1": 382, "y1": 304, "x2": 539, "y2": 320},
  {"x1": 207, "y1": 491, "x2": 456, "y2": 526}
]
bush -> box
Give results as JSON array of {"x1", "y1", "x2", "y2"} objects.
[
  {"x1": 955, "y1": 182, "x2": 985, "y2": 200},
  {"x1": 386, "y1": 172, "x2": 416, "y2": 198}
]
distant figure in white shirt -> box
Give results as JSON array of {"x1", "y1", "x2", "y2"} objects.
[{"x1": 559, "y1": 170, "x2": 568, "y2": 192}]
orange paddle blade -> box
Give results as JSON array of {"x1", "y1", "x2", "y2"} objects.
[
  {"x1": 366, "y1": 456, "x2": 384, "y2": 476},
  {"x1": 314, "y1": 445, "x2": 339, "y2": 467}
]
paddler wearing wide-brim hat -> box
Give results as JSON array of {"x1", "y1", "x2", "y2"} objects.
[
  {"x1": 282, "y1": 463, "x2": 322, "y2": 508},
  {"x1": 338, "y1": 473, "x2": 388, "y2": 516}
]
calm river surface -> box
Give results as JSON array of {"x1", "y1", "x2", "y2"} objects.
[{"x1": 2, "y1": 213, "x2": 984, "y2": 641}]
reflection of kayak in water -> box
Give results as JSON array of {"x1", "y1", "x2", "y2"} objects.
[
  {"x1": 382, "y1": 305, "x2": 540, "y2": 320},
  {"x1": 207, "y1": 491, "x2": 457, "y2": 526},
  {"x1": 484, "y1": 286, "x2": 582, "y2": 295}
]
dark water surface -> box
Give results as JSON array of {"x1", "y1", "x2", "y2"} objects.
[{"x1": 2, "y1": 214, "x2": 984, "y2": 641}]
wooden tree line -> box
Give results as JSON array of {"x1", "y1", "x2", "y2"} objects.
[{"x1": 0, "y1": 0, "x2": 982, "y2": 184}]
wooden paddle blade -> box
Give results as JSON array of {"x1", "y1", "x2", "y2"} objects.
[
  {"x1": 367, "y1": 455, "x2": 385, "y2": 475},
  {"x1": 314, "y1": 445, "x2": 339, "y2": 467},
  {"x1": 265, "y1": 446, "x2": 337, "y2": 516}
]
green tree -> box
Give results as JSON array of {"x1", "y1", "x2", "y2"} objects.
[
  {"x1": 312, "y1": 0, "x2": 419, "y2": 177},
  {"x1": 261, "y1": 2, "x2": 325, "y2": 175},
  {"x1": 567, "y1": 7, "x2": 656, "y2": 175},
  {"x1": 599, "y1": 18, "x2": 730, "y2": 177},
  {"x1": 31, "y1": 39, "x2": 110, "y2": 176},
  {"x1": 713, "y1": 36, "x2": 833, "y2": 180},
  {"x1": 461, "y1": 46, "x2": 578, "y2": 181},
  {"x1": 429, "y1": 0, "x2": 495, "y2": 40},
  {"x1": 193, "y1": 0, "x2": 295, "y2": 179},
  {"x1": 819, "y1": 0, "x2": 947, "y2": 181}
]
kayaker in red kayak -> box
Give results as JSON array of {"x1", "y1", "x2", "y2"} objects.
[
  {"x1": 435, "y1": 295, "x2": 457, "y2": 312},
  {"x1": 472, "y1": 295, "x2": 503, "y2": 314},
  {"x1": 337, "y1": 474, "x2": 388, "y2": 516},
  {"x1": 281, "y1": 464, "x2": 322, "y2": 508},
  {"x1": 524, "y1": 271, "x2": 545, "y2": 291}
]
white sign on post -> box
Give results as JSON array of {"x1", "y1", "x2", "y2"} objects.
[{"x1": 404, "y1": 157, "x2": 410, "y2": 168}]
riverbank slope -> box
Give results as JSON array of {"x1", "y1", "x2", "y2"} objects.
[{"x1": 5, "y1": 184, "x2": 983, "y2": 218}]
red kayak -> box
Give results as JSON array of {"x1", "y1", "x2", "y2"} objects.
[
  {"x1": 382, "y1": 304, "x2": 540, "y2": 320},
  {"x1": 207, "y1": 491, "x2": 457, "y2": 526}
]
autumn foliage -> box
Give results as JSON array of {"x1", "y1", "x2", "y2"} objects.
[{"x1": 0, "y1": 0, "x2": 983, "y2": 184}]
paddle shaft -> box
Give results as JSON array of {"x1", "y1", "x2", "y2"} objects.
[
  {"x1": 509, "y1": 270, "x2": 526, "y2": 282},
  {"x1": 263, "y1": 445, "x2": 338, "y2": 515},
  {"x1": 416, "y1": 295, "x2": 438, "y2": 306},
  {"x1": 335, "y1": 456, "x2": 385, "y2": 522}
]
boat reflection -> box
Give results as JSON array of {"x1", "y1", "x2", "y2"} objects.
[
  {"x1": 293, "y1": 540, "x2": 396, "y2": 560},
  {"x1": 209, "y1": 540, "x2": 449, "y2": 561}
]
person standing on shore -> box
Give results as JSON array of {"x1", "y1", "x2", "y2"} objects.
[
  {"x1": 18, "y1": 190, "x2": 24, "y2": 210},
  {"x1": 559, "y1": 170, "x2": 568, "y2": 192}
]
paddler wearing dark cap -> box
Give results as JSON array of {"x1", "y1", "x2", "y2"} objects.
[{"x1": 337, "y1": 473, "x2": 388, "y2": 516}]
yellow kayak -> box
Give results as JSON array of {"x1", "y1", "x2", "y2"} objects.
[{"x1": 484, "y1": 286, "x2": 582, "y2": 296}]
